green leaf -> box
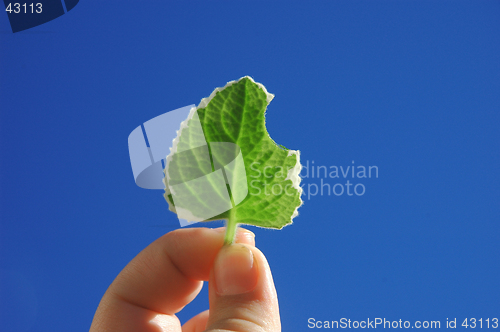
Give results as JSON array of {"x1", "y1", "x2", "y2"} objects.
[{"x1": 164, "y1": 77, "x2": 303, "y2": 243}]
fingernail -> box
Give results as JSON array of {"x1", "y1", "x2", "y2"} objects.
[
  {"x1": 237, "y1": 228, "x2": 255, "y2": 243},
  {"x1": 212, "y1": 227, "x2": 226, "y2": 233},
  {"x1": 214, "y1": 244, "x2": 258, "y2": 296}
]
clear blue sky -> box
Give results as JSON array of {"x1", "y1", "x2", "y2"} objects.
[{"x1": 1, "y1": 1, "x2": 499, "y2": 331}]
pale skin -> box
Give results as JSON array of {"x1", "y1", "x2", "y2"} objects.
[{"x1": 89, "y1": 227, "x2": 281, "y2": 332}]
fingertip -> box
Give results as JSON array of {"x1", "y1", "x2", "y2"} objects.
[
  {"x1": 211, "y1": 226, "x2": 256, "y2": 246},
  {"x1": 236, "y1": 228, "x2": 256, "y2": 246},
  {"x1": 205, "y1": 243, "x2": 281, "y2": 332}
]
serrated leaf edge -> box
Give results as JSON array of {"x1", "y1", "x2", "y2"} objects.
[{"x1": 284, "y1": 150, "x2": 304, "y2": 227}]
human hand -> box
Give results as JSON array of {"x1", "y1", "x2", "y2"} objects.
[{"x1": 89, "y1": 227, "x2": 281, "y2": 331}]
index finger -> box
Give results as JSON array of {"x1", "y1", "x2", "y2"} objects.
[{"x1": 90, "y1": 227, "x2": 255, "y2": 331}]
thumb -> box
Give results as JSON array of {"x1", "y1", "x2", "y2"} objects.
[{"x1": 205, "y1": 243, "x2": 281, "y2": 332}]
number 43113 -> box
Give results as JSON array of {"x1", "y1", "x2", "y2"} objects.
[
  {"x1": 462, "y1": 318, "x2": 499, "y2": 328},
  {"x1": 6, "y1": 3, "x2": 42, "y2": 14}
]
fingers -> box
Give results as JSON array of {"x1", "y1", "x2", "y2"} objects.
[
  {"x1": 205, "y1": 244, "x2": 281, "y2": 332},
  {"x1": 112, "y1": 227, "x2": 254, "y2": 313},
  {"x1": 90, "y1": 227, "x2": 255, "y2": 332}
]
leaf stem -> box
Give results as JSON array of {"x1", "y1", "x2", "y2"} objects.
[{"x1": 224, "y1": 217, "x2": 238, "y2": 245}]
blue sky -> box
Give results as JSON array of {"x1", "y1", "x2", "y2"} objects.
[{"x1": 1, "y1": 1, "x2": 499, "y2": 331}]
